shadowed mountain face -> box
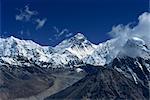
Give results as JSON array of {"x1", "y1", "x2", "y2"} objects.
[
  {"x1": 0, "y1": 63, "x2": 85, "y2": 100},
  {"x1": 0, "y1": 64, "x2": 54, "y2": 100},
  {"x1": 110, "y1": 57, "x2": 150, "y2": 88},
  {"x1": 46, "y1": 65, "x2": 149, "y2": 100}
]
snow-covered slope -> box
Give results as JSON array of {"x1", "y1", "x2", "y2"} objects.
[
  {"x1": 0, "y1": 34, "x2": 95, "y2": 68},
  {"x1": 0, "y1": 36, "x2": 80, "y2": 68},
  {"x1": 84, "y1": 37, "x2": 150, "y2": 66},
  {"x1": 55, "y1": 33, "x2": 97, "y2": 59},
  {"x1": 83, "y1": 39, "x2": 118, "y2": 66},
  {"x1": 49, "y1": 33, "x2": 97, "y2": 67},
  {"x1": 0, "y1": 34, "x2": 150, "y2": 69},
  {"x1": 82, "y1": 36, "x2": 150, "y2": 86},
  {"x1": 0, "y1": 36, "x2": 54, "y2": 65}
]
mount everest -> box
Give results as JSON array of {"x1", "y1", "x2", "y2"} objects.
[
  {"x1": 0, "y1": 33, "x2": 149, "y2": 100},
  {"x1": 0, "y1": 33, "x2": 150, "y2": 67}
]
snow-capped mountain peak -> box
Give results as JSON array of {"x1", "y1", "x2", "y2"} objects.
[
  {"x1": 74, "y1": 33, "x2": 85, "y2": 40},
  {"x1": 0, "y1": 34, "x2": 97, "y2": 68},
  {"x1": 55, "y1": 33, "x2": 97, "y2": 59},
  {"x1": 8, "y1": 36, "x2": 19, "y2": 40},
  {"x1": 0, "y1": 36, "x2": 53, "y2": 65},
  {"x1": 0, "y1": 34, "x2": 150, "y2": 70},
  {"x1": 1, "y1": 36, "x2": 41, "y2": 48},
  {"x1": 55, "y1": 33, "x2": 87, "y2": 48}
]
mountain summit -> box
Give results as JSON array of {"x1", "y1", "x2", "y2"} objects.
[
  {"x1": 55, "y1": 33, "x2": 97, "y2": 59},
  {"x1": 74, "y1": 33, "x2": 86, "y2": 40}
]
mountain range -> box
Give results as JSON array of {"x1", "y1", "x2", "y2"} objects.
[{"x1": 0, "y1": 33, "x2": 149, "y2": 100}]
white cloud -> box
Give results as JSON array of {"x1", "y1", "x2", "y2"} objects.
[
  {"x1": 53, "y1": 26, "x2": 59, "y2": 33},
  {"x1": 24, "y1": 5, "x2": 38, "y2": 16},
  {"x1": 35, "y1": 18, "x2": 47, "y2": 30},
  {"x1": 15, "y1": 5, "x2": 38, "y2": 22},
  {"x1": 109, "y1": 12, "x2": 150, "y2": 45},
  {"x1": 108, "y1": 12, "x2": 150, "y2": 58},
  {"x1": 58, "y1": 29, "x2": 69, "y2": 36},
  {"x1": 132, "y1": 12, "x2": 150, "y2": 43},
  {"x1": 15, "y1": 5, "x2": 47, "y2": 31}
]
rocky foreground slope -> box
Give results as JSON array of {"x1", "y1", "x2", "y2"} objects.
[{"x1": 46, "y1": 65, "x2": 149, "y2": 100}]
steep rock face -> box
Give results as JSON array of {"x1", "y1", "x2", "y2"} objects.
[
  {"x1": 83, "y1": 37, "x2": 150, "y2": 88},
  {"x1": 110, "y1": 57, "x2": 150, "y2": 88},
  {"x1": 108, "y1": 37, "x2": 150, "y2": 88},
  {"x1": 46, "y1": 66, "x2": 149, "y2": 100}
]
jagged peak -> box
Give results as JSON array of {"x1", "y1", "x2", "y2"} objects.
[
  {"x1": 56, "y1": 33, "x2": 87, "y2": 47},
  {"x1": 74, "y1": 33, "x2": 85, "y2": 40},
  {"x1": 7, "y1": 36, "x2": 22, "y2": 41},
  {"x1": 0, "y1": 36, "x2": 17, "y2": 40},
  {"x1": 9, "y1": 36, "x2": 18, "y2": 39},
  {"x1": 0, "y1": 36, "x2": 43, "y2": 48}
]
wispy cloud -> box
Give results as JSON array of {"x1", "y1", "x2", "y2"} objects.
[
  {"x1": 48, "y1": 27, "x2": 73, "y2": 42},
  {"x1": 53, "y1": 26, "x2": 59, "y2": 33},
  {"x1": 17, "y1": 29, "x2": 31, "y2": 37},
  {"x1": 15, "y1": 5, "x2": 38, "y2": 22},
  {"x1": 109, "y1": 12, "x2": 150, "y2": 44},
  {"x1": 58, "y1": 29, "x2": 69, "y2": 37},
  {"x1": 35, "y1": 18, "x2": 47, "y2": 30},
  {"x1": 15, "y1": 5, "x2": 47, "y2": 31},
  {"x1": 53, "y1": 27, "x2": 73, "y2": 39},
  {"x1": 65, "y1": 32, "x2": 73, "y2": 37}
]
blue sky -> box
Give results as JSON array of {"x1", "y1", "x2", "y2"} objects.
[{"x1": 1, "y1": 0, "x2": 149, "y2": 46}]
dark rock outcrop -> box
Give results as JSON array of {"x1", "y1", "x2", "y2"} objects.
[{"x1": 46, "y1": 65, "x2": 149, "y2": 100}]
